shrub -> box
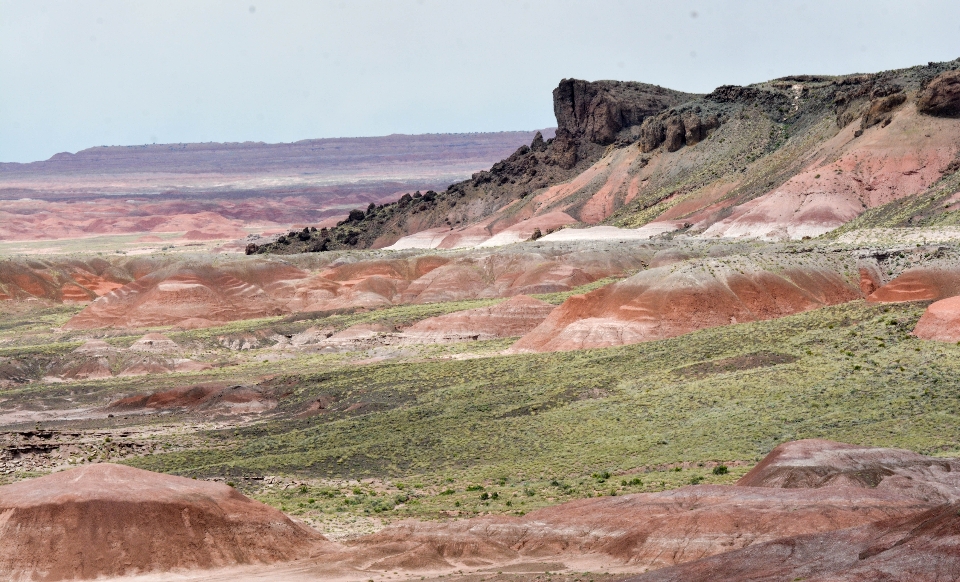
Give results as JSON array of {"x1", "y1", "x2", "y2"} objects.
[{"x1": 713, "y1": 465, "x2": 729, "y2": 475}]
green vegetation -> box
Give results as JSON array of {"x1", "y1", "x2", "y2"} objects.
[{"x1": 119, "y1": 300, "x2": 960, "y2": 520}]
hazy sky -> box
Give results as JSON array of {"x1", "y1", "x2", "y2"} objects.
[{"x1": 2, "y1": 0, "x2": 958, "y2": 163}]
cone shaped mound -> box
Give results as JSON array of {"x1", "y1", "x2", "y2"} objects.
[
  {"x1": 0, "y1": 463, "x2": 325, "y2": 581},
  {"x1": 913, "y1": 295, "x2": 960, "y2": 342}
]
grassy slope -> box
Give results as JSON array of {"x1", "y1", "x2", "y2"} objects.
[{"x1": 123, "y1": 299, "x2": 960, "y2": 520}]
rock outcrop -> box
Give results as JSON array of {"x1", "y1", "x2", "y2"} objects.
[
  {"x1": 553, "y1": 79, "x2": 699, "y2": 149},
  {"x1": 639, "y1": 108, "x2": 721, "y2": 153},
  {"x1": 918, "y1": 70, "x2": 960, "y2": 117},
  {"x1": 257, "y1": 80, "x2": 695, "y2": 252},
  {"x1": 0, "y1": 464, "x2": 325, "y2": 580}
]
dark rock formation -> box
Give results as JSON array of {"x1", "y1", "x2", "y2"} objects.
[
  {"x1": 862, "y1": 87, "x2": 907, "y2": 129},
  {"x1": 918, "y1": 70, "x2": 960, "y2": 117},
  {"x1": 639, "y1": 108, "x2": 721, "y2": 153},
  {"x1": 552, "y1": 79, "x2": 695, "y2": 146},
  {"x1": 260, "y1": 79, "x2": 695, "y2": 252}
]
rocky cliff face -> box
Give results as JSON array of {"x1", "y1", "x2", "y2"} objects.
[{"x1": 255, "y1": 80, "x2": 696, "y2": 254}]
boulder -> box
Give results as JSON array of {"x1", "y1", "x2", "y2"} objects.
[{"x1": 918, "y1": 70, "x2": 960, "y2": 117}]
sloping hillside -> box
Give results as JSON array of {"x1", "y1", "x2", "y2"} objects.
[
  {"x1": 251, "y1": 80, "x2": 697, "y2": 253},
  {"x1": 259, "y1": 59, "x2": 960, "y2": 254}
]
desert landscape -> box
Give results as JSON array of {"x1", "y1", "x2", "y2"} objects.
[{"x1": 3, "y1": 19, "x2": 960, "y2": 580}]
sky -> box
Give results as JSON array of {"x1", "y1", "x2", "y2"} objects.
[{"x1": 1, "y1": 0, "x2": 959, "y2": 163}]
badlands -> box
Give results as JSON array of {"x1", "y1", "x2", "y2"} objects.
[{"x1": 2, "y1": 58, "x2": 960, "y2": 581}]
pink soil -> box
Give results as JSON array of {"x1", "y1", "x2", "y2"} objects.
[
  {"x1": 867, "y1": 267, "x2": 960, "y2": 303},
  {"x1": 737, "y1": 439, "x2": 960, "y2": 500},
  {"x1": 703, "y1": 105, "x2": 960, "y2": 240},
  {"x1": 511, "y1": 260, "x2": 860, "y2": 352},
  {"x1": 627, "y1": 502, "x2": 960, "y2": 582},
  {"x1": 50, "y1": 249, "x2": 638, "y2": 330},
  {"x1": 62, "y1": 264, "x2": 297, "y2": 329},
  {"x1": 913, "y1": 295, "x2": 960, "y2": 342}
]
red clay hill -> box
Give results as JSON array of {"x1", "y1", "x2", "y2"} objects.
[
  {"x1": 510, "y1": 254, "x2": 861, "y2": 353},
  {"x1": 913, "y1": 295, "x2": 960, "y2": 342},
  {"x1": 0, "y1": 463, "x2": 325, "y2": 581}
]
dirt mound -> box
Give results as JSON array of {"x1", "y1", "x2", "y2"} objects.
[
  {"x1": 129, "y1": 333, "x2": 179, "y2": 352},
  {"x1": 108, "y1": 384, "x2": 278, "y2": 415},
  {"x1": 0, "y1": 464, "x2": 325, "y2": 580},
  {"x1": 511, "y1": 257, "x2": 860, "y2": 352},
  {"x1": 913, "y1": 295, "x2": 960, "y2": 342},
  {"x1": 737, "y1": 439, "x2": 960, "y2": 501},
  {"x1": 625, "y1": 502, "x2": 960, "y2": 582},
  {"x1": 401, "y1": 296, "x2": 555, "y2": 343},
  {"x1": 63, "y1": 264, "x2": 289, "y2": 329},
  {"x1": 867, "y1": 266, "x2": 960, "y2": 303}
]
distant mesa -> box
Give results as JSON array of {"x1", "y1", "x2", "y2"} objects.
[{"x1": 0, "y1": 464, "x2": 325, "y2": 581}]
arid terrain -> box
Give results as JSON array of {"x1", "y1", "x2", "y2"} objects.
[
  {"x1": 0, "y1": 131, "x2": 548, "y2": 255},
  {"x1": 2, "y1": 57, "x2": 960, "y2": 581}
]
